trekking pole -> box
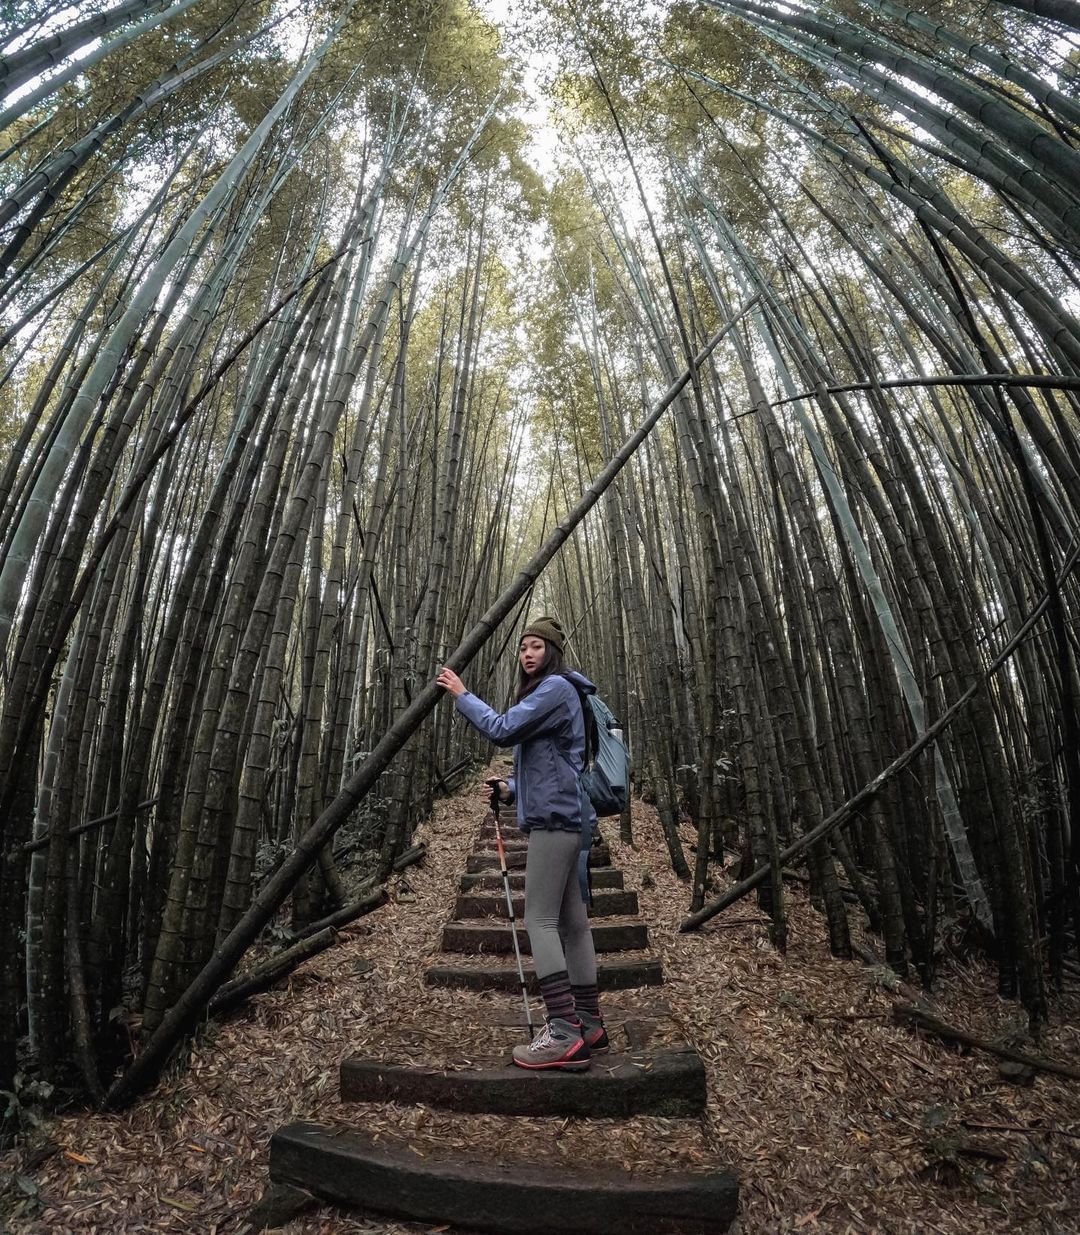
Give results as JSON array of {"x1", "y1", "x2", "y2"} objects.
[{"x1": 487, "y1": 778, "x2": 535, "y2": 1038}]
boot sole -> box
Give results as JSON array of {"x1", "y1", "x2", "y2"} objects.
[{"x1": 511, "y1": 1058, "x2": 591, "y2": 1071}]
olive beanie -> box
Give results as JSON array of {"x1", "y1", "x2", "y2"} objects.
[{"x1": 521, "y1": 615, "x2": 565, "y2": 652}]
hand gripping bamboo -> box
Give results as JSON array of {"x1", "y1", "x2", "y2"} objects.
[{"x1": 488, "y1": 779, "x2": 534, "y2": 1038}]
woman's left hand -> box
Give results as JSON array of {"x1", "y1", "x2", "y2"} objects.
[{"x1": 436, "y1": 666, "x2": 466, "y2": 697}]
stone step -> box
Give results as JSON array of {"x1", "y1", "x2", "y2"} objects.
[
  {"x1": 453, "y1": 889, "x2": 640, "y2": 919},
  {"x1": 268, "y1": 1123, "x2": 738, "y2": 1235},
  {"x1": 485, "y1": 1008, "x2": 678, "y2": 1051},
  {"x1": 440, "y1": 919, "x2": 649, "y2": 955},
  {"x1": 459, "y1": 867, "x2": 625, "y2": 892},
  {"x1": 479, "y1": 823, "x2": 605, "y2": 841},
  {"x1": 467, "y1": 843, "x2": 610, "y2": 873},
  {"x1": 424, "y1": 954, "x2": 663, "y2": 993},
  {"x1": 476, "y1": 836, "x2": 608, "y2": 855},
  {"x1": 479, "y1": 824, "x2": 525, "y2": 841},
  {"x1": 340, "y1": 1046, "x2": 707, "y2": 1117}
]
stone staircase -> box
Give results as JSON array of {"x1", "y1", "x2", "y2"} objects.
[{"x1": 261, "y1": 814, "x2": 739, "y2": 1234}]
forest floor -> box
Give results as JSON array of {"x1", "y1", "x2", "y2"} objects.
[{"x1": 3, "y1": 776, "x2": 1079, "y2": 1235}]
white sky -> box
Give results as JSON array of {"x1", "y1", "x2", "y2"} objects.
[{"x1": 476, "y1": 0, "x2": 565, "y2": 181}]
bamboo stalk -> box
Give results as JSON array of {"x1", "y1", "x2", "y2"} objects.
[
  {"x1": 763, "y1": 372, "x2": 1080, "y2": 411},
  {"x1": 680, "y1": 540, "x2": 1080, "y2": 932}
]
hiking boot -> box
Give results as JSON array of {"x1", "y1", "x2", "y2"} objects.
[
  {"x1": 511, "y1": 1018, "x2": 590, "y2": 1071},
  {"x1": 578, "y1": 1009, "x2": 609, "y2": 1053}
]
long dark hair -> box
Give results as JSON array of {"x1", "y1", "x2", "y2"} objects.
[{"x1": 515, "y1": 641, "x2": 565, "y2": 702}]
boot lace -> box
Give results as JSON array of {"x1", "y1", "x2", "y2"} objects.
[{"x1": 528, "y1": 1024, "x2": 557, "y2": 1052}]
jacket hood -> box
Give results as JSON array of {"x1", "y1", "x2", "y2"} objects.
[{"x1": 563, "y1": 669, "x2": 596, "y2": 696}]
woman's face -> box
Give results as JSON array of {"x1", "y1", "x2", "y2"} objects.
[{"x1": 519, "y1": 636, "x2": 546, "y2": 677}]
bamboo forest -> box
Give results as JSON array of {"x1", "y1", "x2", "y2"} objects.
[{"x1": 1, "y1": 0, "x2": 1079, "y2": 1231}]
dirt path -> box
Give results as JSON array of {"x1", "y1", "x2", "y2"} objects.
[{"x1": 3, "y1": 780, "x2": 1079, "y2": 1234}]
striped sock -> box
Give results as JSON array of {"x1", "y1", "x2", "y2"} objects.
[
  {"x1": 538, "y1": 970, "x2": 576, "y2": 1022},
  {"x1": 571, "y1": 982, "x2": 600, "y2": 1018}
]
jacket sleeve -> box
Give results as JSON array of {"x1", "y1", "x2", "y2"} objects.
[
  {"x1": 503, "y1": 777, "x2": 516, "y2": 806},
  {"x1": 455, "y1": 678, "x2": 569, "y2": 747}
]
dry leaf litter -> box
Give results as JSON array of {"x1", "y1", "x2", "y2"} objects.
[{"x1": 1, "y1": 773, "x2": 1077, "y2": 1235}]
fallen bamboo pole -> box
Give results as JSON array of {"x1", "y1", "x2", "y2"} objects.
[
  {"x1": 893, "y1": 1004, "x2": 1080, "y2": 1082},
  {"x1": 211, "y1": 881, "x2": 396, "y2": 1011},
  {"x1": 288, "y1": 884, "x2": 389, "y2": 942},
  {"x1": 208, "y1": 928, "x2": 338, "y2": 1018}
]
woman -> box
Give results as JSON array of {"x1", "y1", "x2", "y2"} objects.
[{"x1": 436, "y1": 616, "x2": 608, "y2": 1071}]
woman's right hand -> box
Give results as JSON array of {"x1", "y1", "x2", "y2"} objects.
[
  {"x1": 483, "y1": 779, "x2": 508, "y2": 805},
  {"x1": 436, "y1": 666, "x2": 466, "y2": 696}
]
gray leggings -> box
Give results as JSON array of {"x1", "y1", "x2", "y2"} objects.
[{"x1": 523, "y1": 828, "x2": 598, "y2": 984}]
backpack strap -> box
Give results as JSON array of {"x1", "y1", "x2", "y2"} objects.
[
  {"x1": 560, "y1": 673, "x2": 597, "y2": 767},
  {"x1": 554, "y1": 675, "x2": 596, "y2": 906}
]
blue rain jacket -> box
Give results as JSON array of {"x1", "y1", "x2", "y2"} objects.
[{"x1": 455, "y1": 670, "x2": 599, "y2": 837}]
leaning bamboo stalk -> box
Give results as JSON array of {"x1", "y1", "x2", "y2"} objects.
[
  {"x1": 104, "y1": 297, "x2": 759, "y2": 1108},
  {"x1": 0, "y1": 0, "x2": 171, "y2": 93},
  {"x1": 992, "y1": 0, "x2": 1080, "y2": 32},
  {"x1": 677, "y1": 63, "x2": 1080, "y2": 369},
  {"x1": 859, "y1": 0, "x2": 1080, "y2": 130},
  {"x1": 740, "y1": 18, "x2": 1080, "y2": 251},
  {"x1": 760, "y1": 372, "x2": 1080, "y2": 411},
  {"x1": 731, "y1": 235, "x2": 993, "y2": 931},
  {"x1": 0, "y1": 155, "x2": 175, "y2": 548},
  {"x1": 0, "y1": 32, "x2": 259, "y2": 238},
  {"x1": 709, "y1": 0, "x2": 1080, "y2": 192},
  {"x1": 1, "y1": 257, "x2": 343, "y2": 833},
  {"x1": 0, "y1": 0, "x2": 205, "y2": 134}
]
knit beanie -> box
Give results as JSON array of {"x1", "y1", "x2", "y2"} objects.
[{"x1": 521, "y1": 615, "x2": 565, "y2": 652}]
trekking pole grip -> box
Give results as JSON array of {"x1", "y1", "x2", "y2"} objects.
[{"x1": 486, "y1": 777, "x2": 501, "y2": 824}]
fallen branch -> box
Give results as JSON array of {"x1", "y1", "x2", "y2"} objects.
[
  {"x1": 207, "y1": 928, "x2": 338, "y2": 1018},
  {"x1": 679, "y1": 692, "x2": 978, "y2": 931},
  {"x1": 20, "y1": 796, "x2": 158, "y2": 854},
  {"x1": 954, "y1": 1140, "x2": 1009, "y2": 1163},
  {"x1": 962, "y1": 1119, "x2": 1080, "y2": 1141},
  {"x1": 391, "y1": 841, "x2": 427, "y2": 873},
  {"x1": 680, "y1": 538, "x2": 1080, "y2": 933},
  {"x1": 763, "y1": 370, "x2": 1080, "y2": 413},
  {"x1": 288, "y1": 884, "x2": 388, "y2": 942},
  {"x1": 211, "y1": 885, "x2": 390, "y2": 1011},
  {"x1": 893, "y1": 1004, "x2": 1080, "y2": 1081},
  {"x1": 708, "y1": 916, "x2": 773, "y2": 929},
  {"x1": 814, "y1": 1011, "x2": 890, "y2": 1023}
]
